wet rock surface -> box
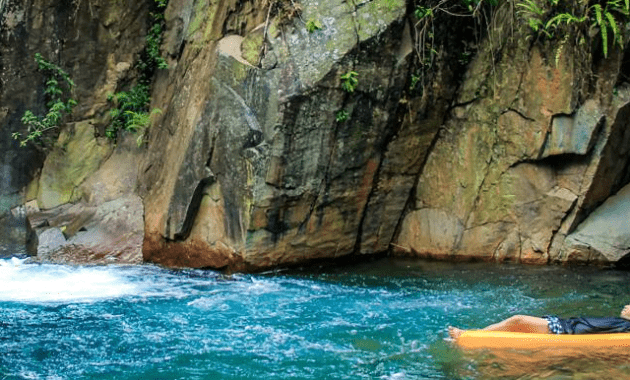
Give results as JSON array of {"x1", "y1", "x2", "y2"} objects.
[{"x1": 0, "y1": 206, "x2": 37, "y2": 257}]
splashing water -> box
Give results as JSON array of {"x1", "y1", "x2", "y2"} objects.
[
  {"x1": 0, "y1": 256, "x2": 629, "y2": 379},
  {"x1": 0, "y1": 258, "x2": 139, "y2": 303}
]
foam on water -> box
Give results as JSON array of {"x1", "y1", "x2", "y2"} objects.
[{"x1": 0, "y1": 258, "x2": 140, "y2": 303}]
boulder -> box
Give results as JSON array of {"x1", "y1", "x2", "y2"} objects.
[
  {"x1": 563, "y1": 183, "x2": 630, "y2": 263},
  {"x1": 541, "y1": 100, "x2": 605, "y2": 158},
  {"x1": 32, "y1": 195, "x2": 144, "y2": 265},
  {"x1": 36, "y1": 227, "x2": 67, "y2": 257}
]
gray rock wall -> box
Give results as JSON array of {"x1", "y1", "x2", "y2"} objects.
[
  {"x1": 2, "y1": 0, "x2": 630, "y2": 269},
  {"x1": 139, "y1": 0, "x2": 441, "y2": 270}
]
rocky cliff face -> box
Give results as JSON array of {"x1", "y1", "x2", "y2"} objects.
[
  {"x1": 2, "y1": 0, "x2": 630, "y2": 269},
  {"x1": 140, "y1": 0, "x2": 418, "y2": 269},
  {"x1": 0, "y1": 0, "x2": 149, "y2": 262},
  {"x1": 395, "y1": 6, "x2": 630, "y2": 265}
]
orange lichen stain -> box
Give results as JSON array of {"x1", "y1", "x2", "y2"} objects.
[
  {"x1": 357, "y1": 158, "x2": 379, "y2": 213},
  {"x1": 143, "y1": 232, "x2": 240, "y2": 270}
]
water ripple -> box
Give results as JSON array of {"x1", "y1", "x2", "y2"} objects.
[{"x1": 1, "y1": 257, "x2": 630, "y2": 379}]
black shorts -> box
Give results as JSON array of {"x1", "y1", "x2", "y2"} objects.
[
  {"x1": 543, "y1": 315, "x2": 565, "y2": 334},
  {"x1": 542, "y1": 315, "x2": 630, "y2": 334}
]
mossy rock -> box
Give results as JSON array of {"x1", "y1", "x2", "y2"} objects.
[
  {"x1": 241, "y1": 31, "x2": 265, "y2": 66},
  {"x1": 37, "y1": 121, "x2": 112, "y2": 210}
]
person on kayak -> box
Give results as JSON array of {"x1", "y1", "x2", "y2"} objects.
[{"x1": 448, "y1": 304, "x2": 630, "y2": 339}]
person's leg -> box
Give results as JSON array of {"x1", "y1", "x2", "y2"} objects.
[
  {"x1": 481, "y1": 315, "x2": 549, "y2": 334},
  {"x1": 448, "y1": 315, "x2": 549, "y2": 339}
]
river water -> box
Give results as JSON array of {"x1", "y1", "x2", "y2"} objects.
[{"x1": 1, "y1": 256, "x2": 630, "y2": 379}]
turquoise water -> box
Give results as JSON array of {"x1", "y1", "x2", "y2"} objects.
[{"x1": 1, "y1": 256, "x2": 630, "y2": 379}]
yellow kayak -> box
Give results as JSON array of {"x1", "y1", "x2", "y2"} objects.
[{"x1": 457, "y1": 330, "x2": 630, "y2": 350}]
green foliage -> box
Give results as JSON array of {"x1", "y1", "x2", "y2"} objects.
[
  {"x1": 589, "y1": 0, "x2": 628, "y2": 57},
  {"x1": 340, "y1": 71, "x2": 359, "y2": 93},
  {"x1": 139, "y1": 12, "x2": 169, "y2": 73},
  {"x1": 546, "y1": 12, "x2": 587, "y2": 29},
  {"x1": 335, "y1": 109, "x2": 350, "y2": 122},
  {"x1": 33, "y1": 53, "x2": 75, "y2": 90},
  {"x1": 106, "y1": 83, "x2": 162, "y2": 145},
  {"x1": 106, "y1": 0, "x2": 168, "y2": 144},
  {"x1": 517, "y1": 0, "x2": 547, "y2": 32},
  {"x1": 409, "y1": 73, "x2": 421, "y2": 90},
  {"x1": 415, "y1": 5, "x2": 433, "y2": 19},
  {"x1": 106, "y1": 84, "x2": 150, "y2": 138},
  {"x1": 13, "y1": 54, "x2": 77, "y2": 147},
  {"x1": 518, "y1": 0, "x2": 629, "y2": 58},
  {"x1": 305, "y1": 19, "x2": 323, "y2": 33}
]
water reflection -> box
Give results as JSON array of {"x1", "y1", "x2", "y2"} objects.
[{"x1": 459, "y1": 346, "x2": 630, "y2": 379}]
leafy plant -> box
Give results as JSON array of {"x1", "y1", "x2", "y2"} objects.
[
  {"x1": 106, "y1": 84, "x2": 150, "y2": 138},
  {"x1": 13, "y1": 54, "x2": 77, "y2": 147},
  {"x1": 415, "y1": 5, "x2": 433, "y2": 19},
  {"x1": 106, "y1": 0, "x2": 168, "y2": 143},
  {"x1": 409, "y1": 73, "x2": 422, "y2": 90},
  {"x1": 139, "y1": 12, "x2": 169, "y2": 73},
  {"x1": 518, "y1": 0, "x2": 630, "y2": 58},
  {"x1": 305, "y1": 19, "x2": 323, "y2": 33},
  {"x1": 589, "y1": 0, "x2": 627, "y2": 57},
  {"x1": 335, "y1": 109, "x2": 349, "y2": 122},
  {"x1": 340, "y1": 71, "x2": 359, "y2": 93},
  {"x1": 517, "y1": 0, "x2": 547, "y2": 33}
]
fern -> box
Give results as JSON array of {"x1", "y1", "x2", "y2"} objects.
[
  {"x1": 546, "y1": 13, "x2": 586, "y2": 29},
  {"x1": 528, "y1": 17, "x2": 544, "y2": 32},
  {"x1": 517, "y1": 0, "x2": 545, "y2": 16},
  {"x1": 517, "y1": 0, "x2": 548, "y2": 33},
  {"x1": 609, "y1": 0, "x2": 630, "y2": 15},
  {"x1": 518, "y1": 0, "x2": 629, "y2": 59},
  {"x1": 593, "y1": 4, "x2": 604, "y2": 27},
  {"x1": 590, "y1": 2, "x2": 624, "y2": 58},
  {"x1": 605, "y1": 10, "x2": 621, "y2": 45}
]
